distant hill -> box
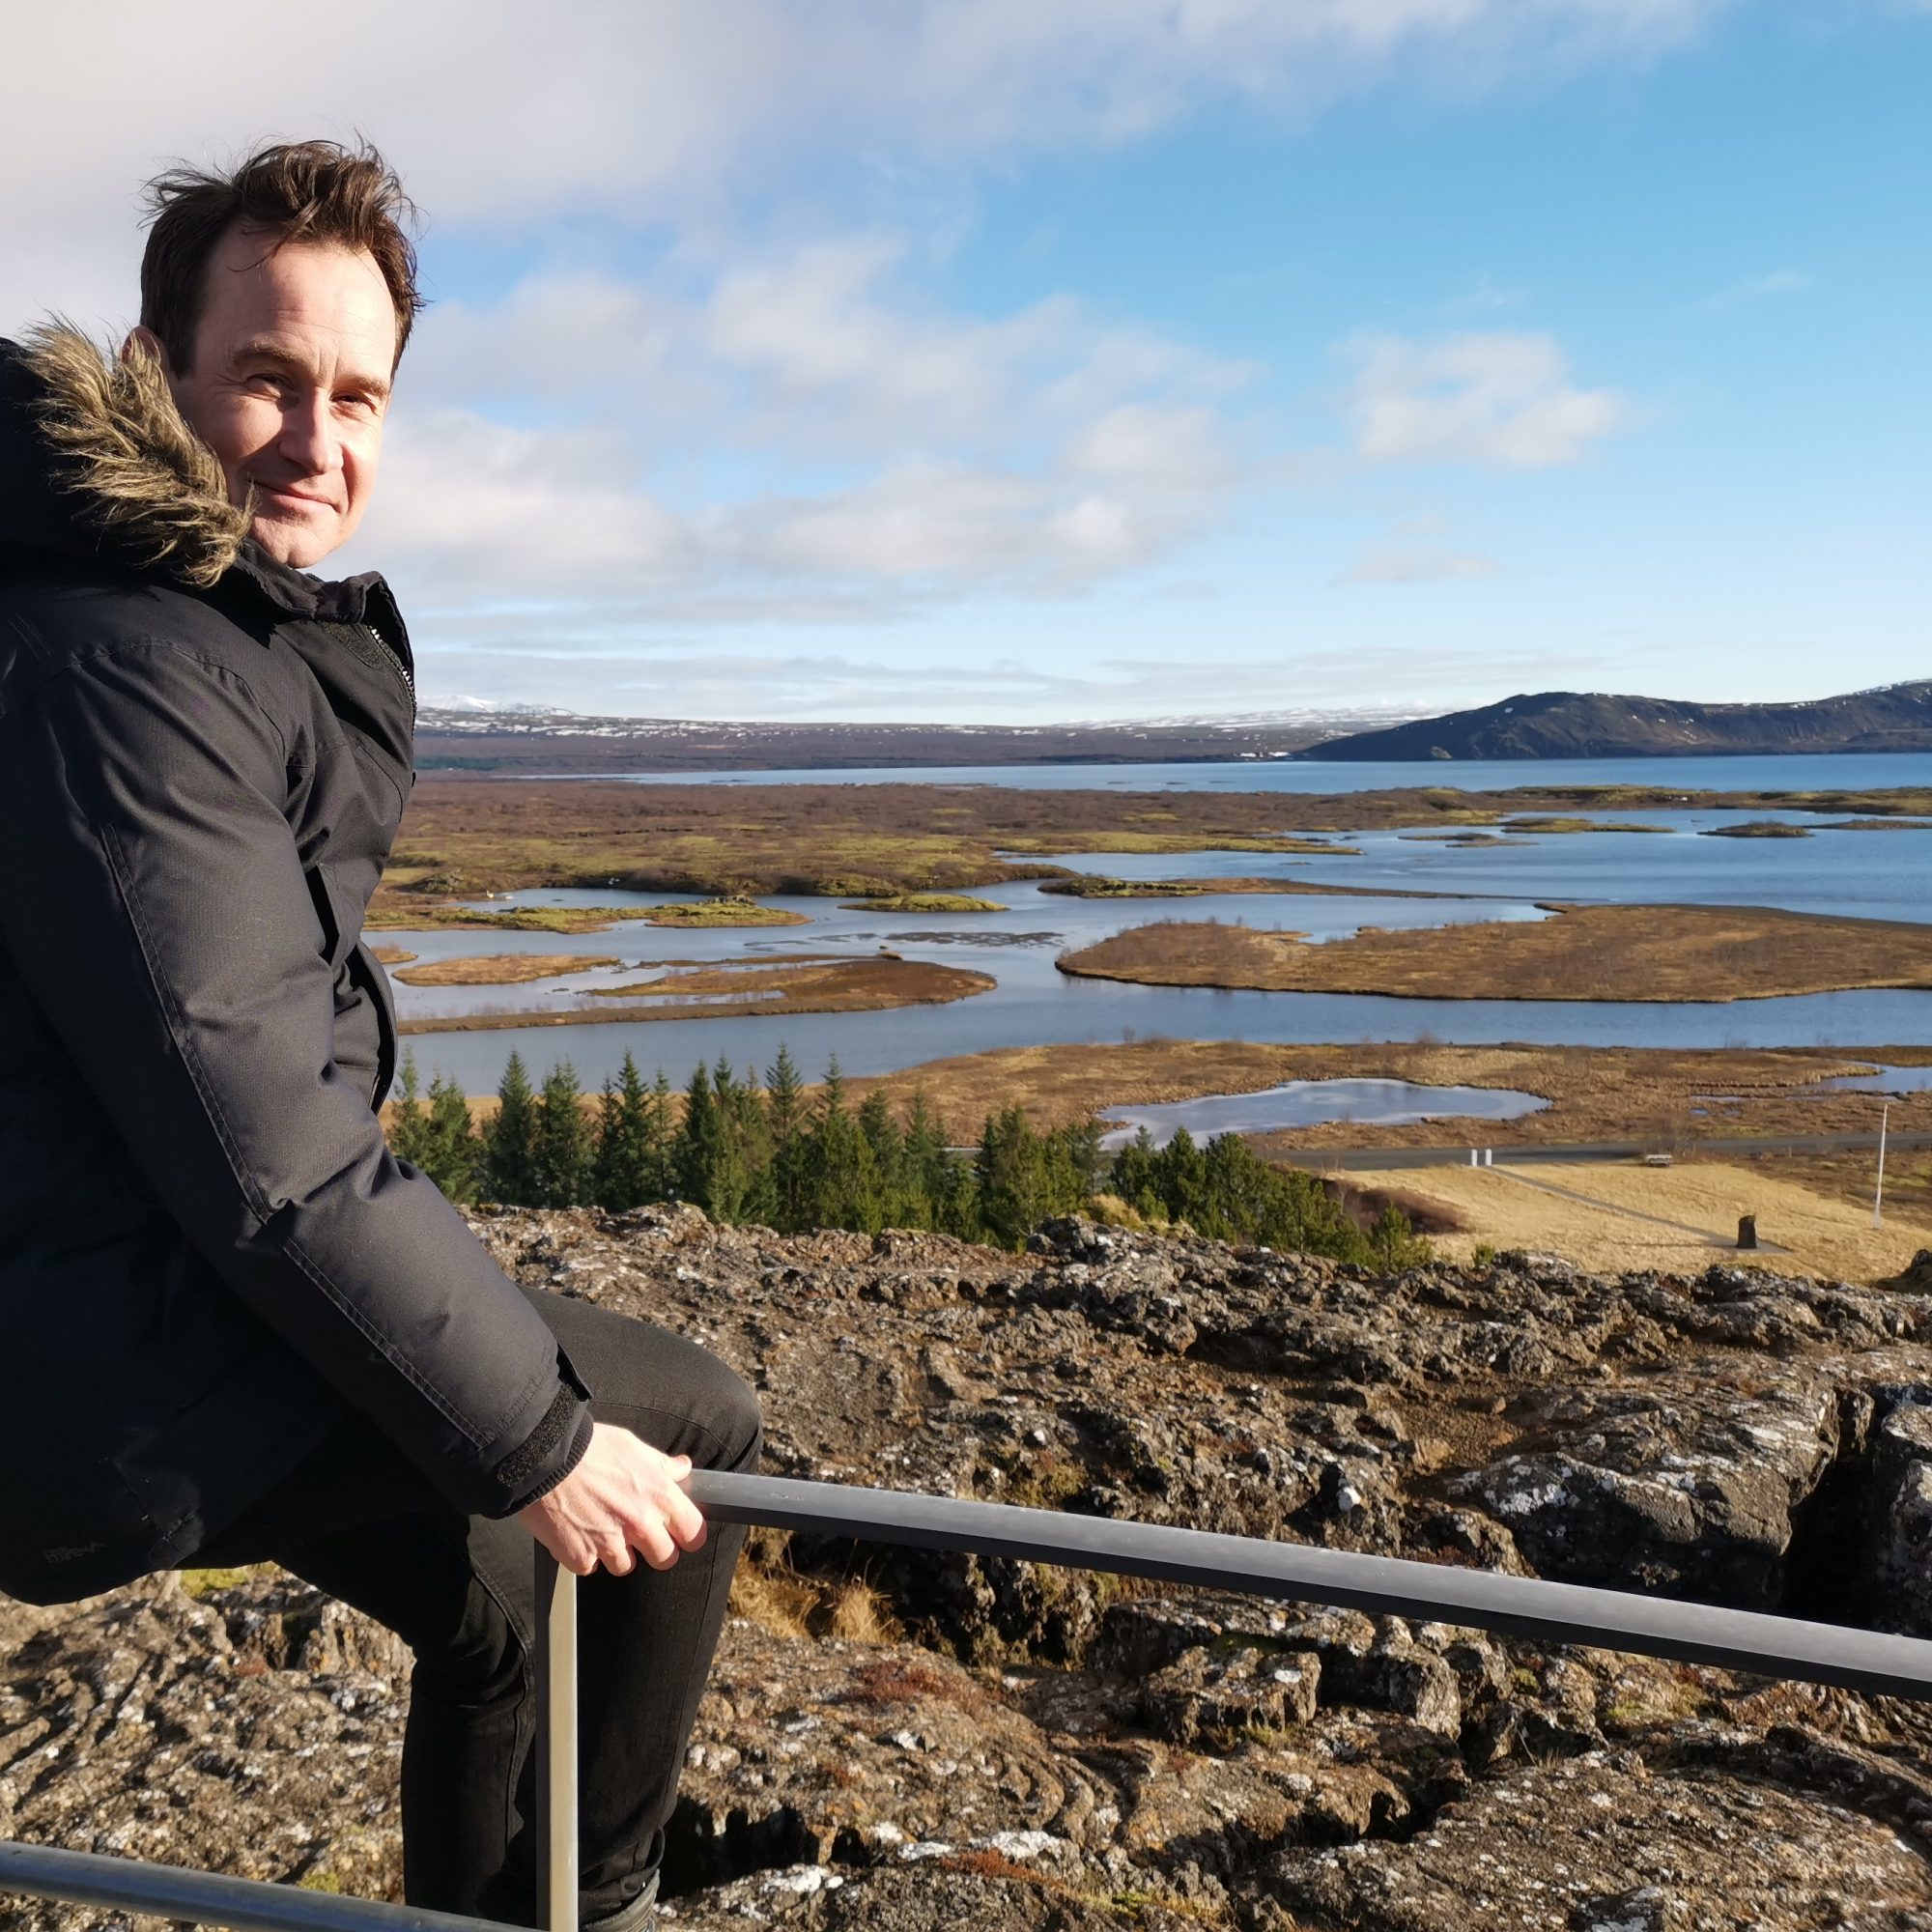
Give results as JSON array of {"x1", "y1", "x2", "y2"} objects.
[
  {"x1": 1301, "y1": 681, "x2": 1932, "y2": 761},
  {"x1": 411, "y1": 705, "x2": 1415, "y2": 775}
]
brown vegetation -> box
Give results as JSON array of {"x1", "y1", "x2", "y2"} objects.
[
  {"x1": 366, "y1": 895, "x2": 808, "y2": 934},
  {"x1": 394, "y1": 956, "x2": 994, "y2": 1035},
  {"x1": 1056, "y1": 903, "x2": 1932, "y2": 1003},
  {"x1": 393, "y1": 952, "x2": 617, "y2": 986},
  {"x1": 1360, "y1": 1158, "x2": 1932, "y2": 1282}
]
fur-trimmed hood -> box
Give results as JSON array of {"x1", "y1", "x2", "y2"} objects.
[{"x1": 0, "y1": 322, "x2": 251, "y2": 588}]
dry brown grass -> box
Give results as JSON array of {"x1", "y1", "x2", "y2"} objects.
[
  {"x1": 396, "y1": 956, "x2": 994, "y2": 1035},
  {"x1": 1364, "y1": 1157, "x2": 1932, "y2": 1282},
  {"x1": 370, "y1": 945, "x2": 416, "y2": 965},
  {"x1": 727, "y1": 1549, "x2": 904, "y2": 1647},
  {"x1": 1057, "y1": 904, "x2": 1932, "y2": 1003},
  {"x1": 366, "y1": 895, "x2": 808, "y2": 933},
  {"x1": 393, "y1": 952, "x2": 617, "y2": 986}
]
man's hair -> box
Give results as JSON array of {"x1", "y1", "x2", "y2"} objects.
[{"x1": 139, "y1": 139, "x2": 425, "y2": 373}]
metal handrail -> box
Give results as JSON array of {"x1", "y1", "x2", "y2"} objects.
[
  {"x1": 0, "y1": 1839, "x2": 509, "y2": 1931},
  {"x1": 12, "y1": 1469, "x2": 1932, "y2": 1931},
  {"x1": 682, "y1": 1469, "x2": 1932, "y2": 1699}
]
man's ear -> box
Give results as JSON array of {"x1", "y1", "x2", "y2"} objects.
[{"x1": 122, "y1": 326, "x2": 176, "y2": 381}]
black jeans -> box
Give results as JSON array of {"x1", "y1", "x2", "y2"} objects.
[{"x1": 191, "y1": 1288, "x2": 762, "y2": 1926}]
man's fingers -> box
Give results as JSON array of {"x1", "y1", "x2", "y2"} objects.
[
  {"x1": 598, "y1": 1532, "x2": 637, "y2": 1577},
  {"x1": 664, "y1": 1489, "x2": 708, "y2": 1549},
  {"x1": 622, "y1": 1510, "x2": 677, "y2": 1571}
]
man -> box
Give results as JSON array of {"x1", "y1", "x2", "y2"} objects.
[{"x1": 0, "y1": 141, "x2": 760, "y2": 1931}]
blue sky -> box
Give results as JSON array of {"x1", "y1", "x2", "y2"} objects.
[{"x1": 5, "y1": 1, "x2": 1928, "y2": 721}]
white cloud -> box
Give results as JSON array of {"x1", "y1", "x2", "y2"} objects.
[
  {"x1": 1, "y1": 0, "x2": 1728, "y2": 329},
  {"x1": 1700, "y1": 268, "x2": 1811, "y2": 309},
  {"x1": 411, "y1": 637, "x2": 1618, "y2": 720},
  {"x1": 345, "y1": 240, "x2": 1250, "y2": 611},
  {"x1": 1337, "y1": 545, "x2": 1498, "y2": 584},
  {"x1": 0, "y1": 1, "x2": 1686, "y2": 714},
  {"x1": 1344, "y1": 329, "x2": 1630, "y2": 468}
]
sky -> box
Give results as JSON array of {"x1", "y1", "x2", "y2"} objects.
[{"x1": 4, "y1": 2, "x2": 1928, "y2": 724}]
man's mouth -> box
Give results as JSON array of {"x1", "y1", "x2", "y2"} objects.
[{"x1": 255, "y1": 483, "x2": 336, "y2": 510}]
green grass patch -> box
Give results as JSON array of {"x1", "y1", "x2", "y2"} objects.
[{"x1": 839, "y1": 892, "x2": 1008, "y2": 913}]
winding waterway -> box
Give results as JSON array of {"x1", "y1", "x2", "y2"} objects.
[{"x1": 395, "y1": 753, "x2": 1932, "y2": 1095}]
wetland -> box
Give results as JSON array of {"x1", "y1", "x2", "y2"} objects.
[{"x1": 381, "y1": 760, "x2": 1932, "y2": 1095}]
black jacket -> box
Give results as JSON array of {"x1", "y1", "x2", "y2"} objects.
[{"x1": 0, "y1": 326, "x2": 592, "y2": 1604}]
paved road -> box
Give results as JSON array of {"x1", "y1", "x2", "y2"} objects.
[{"x1": 1298, "y1": 1131, "x2": 1932, "y2": 1171}]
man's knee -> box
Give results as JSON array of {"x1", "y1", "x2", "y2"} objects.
[
  {"x1": 690, "y1": 1350, "x2": 762, "y2": 1473},
  {"x1": 529, "y1": 1287, "x2": 761, "y2": 1471}
]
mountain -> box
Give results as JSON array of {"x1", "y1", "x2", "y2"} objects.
[
  {"x1": 1300, "y1": 681, "x2": 1932, "y2": 761},
  {"x1": 410, "y1": 706, "x2": 1416, "y2": 774}
]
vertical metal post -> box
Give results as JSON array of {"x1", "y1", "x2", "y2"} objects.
[
  {"x1": 533, "y1": 1546, "x2": 579, "y2": 1932},
  {"x1": 1874, "y1": 1102, "x2": 1889, "y2": 1229}
]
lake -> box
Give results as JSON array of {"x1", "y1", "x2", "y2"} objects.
[
  {"x1": 548, "y1": 750, "x2": 1932, "y2": 796},
  {"x1": 394, "y1": 753, "x2": 1932, "y2": 1095}
]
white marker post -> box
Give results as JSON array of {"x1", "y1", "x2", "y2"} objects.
[{"x1": 1874, "y1": 1102, "x2": 1890, "y2": 1230}]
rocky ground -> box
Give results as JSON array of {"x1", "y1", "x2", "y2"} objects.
[{"x1": 11, "y1": 1208, "x2": 1932, "y2": 1929}]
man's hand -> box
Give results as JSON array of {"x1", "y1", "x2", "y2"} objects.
[{"x1": 519, "y1": 1421, "x2": 709, "y2": 1577}]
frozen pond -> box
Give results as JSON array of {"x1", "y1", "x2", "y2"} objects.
[
  {"x1": 1096, "y1": 1079, "x2": 1550, "y2": 1150},
  {"x1": 1823, "y1": 1064, "x2": 1932, "y2": 1094}
]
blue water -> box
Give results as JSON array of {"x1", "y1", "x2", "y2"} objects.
[
  {"x1": 546, "y1": 751, "x2": 1932, "y2": 796},
  {"x1": 393, "y1": 753, "x2": 1932, "y2": 1094}
]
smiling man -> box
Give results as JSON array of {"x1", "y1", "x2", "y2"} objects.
[
  {"x1": 146, "y1": 219, "x2": 397, "y2": 563},
  {"x1": 0, "y1": 142, "x2": 758, "y2": 1931}
]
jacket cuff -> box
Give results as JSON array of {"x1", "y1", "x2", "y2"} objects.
[{"x1": 484, "y1": 1352, "x2": 596, "y2": 1517}]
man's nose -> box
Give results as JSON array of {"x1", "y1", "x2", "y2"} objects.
[{"x1": 278, "y1": 390, "x2": 341, "y2": 480}]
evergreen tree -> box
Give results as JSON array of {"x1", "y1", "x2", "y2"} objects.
[
  {"x1": 1366, "y1": 1202, "x2": 1430, "y2": 1271},
  {"x1": 765, "y1": 1046, "x2": 811, "y2": 1230},
  {"x1": 483, "y1": 1051, "x2": 540, "y2": 1204},
  {"x1": 974, "y1": 1105, "x2": 1053, "y2": 1249},
  {"x1": 858, "y1": 1090, "x2": 907, "y2": 1225},
  {"x1": 423, "y1": 1070, "x2": 480, "y2": 1203},
  {"x1": 673, "y1": 1062, "x2": 713, "y2": 1205},
  {"x1": 899, "y1": 1091, "x2": 957, "y2": 1231},
  {"x1": 1111, "y1": 1127, "x2": 1161, "y2": 1221},
  {"x1": 677, "y1": 1062, "x2": 753, "y2": 1220},
  {"x1": 765, "y1": 1044, "x2": 805, "y2": 1147},
  {"x1": 1198, "y1": 1130, "x2": 1272, "y2": 1242},
  {"x1": 727, "y1": 1060, "x2": 777, "y2": 1225},
  {"x1": 1151, "y1": 1127, "x2": 1208, "y2": 1230},
  {"x1": 646, "y1": 1069, "x2": 676, "y2": 1195},
  {"x1": 531, "y1": 1060, "x2": 592, "y2": 1208},
  {"x1": 801, "y1": 1059, "x2": 883, "y2": 1232},
  {"x1": 592, "y1": 1051, "x2": 662, "y2": 1209},
  {"x1": 385, "y1": 1050, "x2": 433, "y2": 1168},
  {"x1": 1041, "y1": 1119, "x2": 1104, "y2": 1218}
]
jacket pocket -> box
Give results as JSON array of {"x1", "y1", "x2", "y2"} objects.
[{"x1": 306, "y1": 867, "x2": 364, "y2": 967}]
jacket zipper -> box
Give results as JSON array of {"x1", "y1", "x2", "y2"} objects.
[{"x1": 364, "y1": 620, "x2": 416, "y2": 721}]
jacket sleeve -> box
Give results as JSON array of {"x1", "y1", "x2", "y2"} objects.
[{"x1": 0, "y1": 639, "x2": 593, "y2": 1517}]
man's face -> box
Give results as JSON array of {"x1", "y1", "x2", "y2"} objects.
[{"x1": 138, "y1": 225, "x2": 398, "y2": 569}]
